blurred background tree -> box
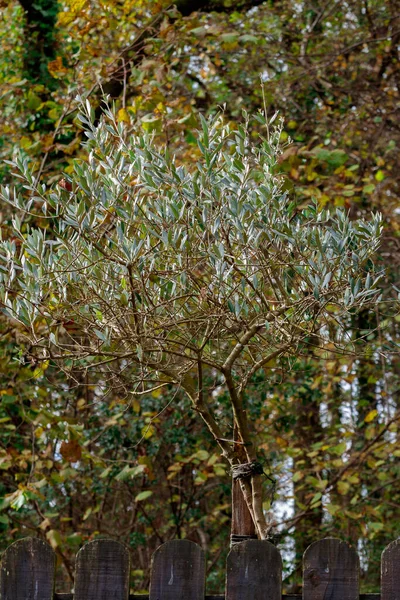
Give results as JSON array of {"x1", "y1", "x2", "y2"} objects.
[{"x1": 0, "y1": 0, "x2": 399, "y2": 594}]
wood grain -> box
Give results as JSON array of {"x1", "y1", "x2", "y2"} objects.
[
  {"x1": 149, "y1": 540, "x2": 205, "y2": 600},
  {"x1": 226, "y1": 539, "x2": 282, "y2": 600},
  {"x1": 303, "y1": 537, "x2": 359, "y2": 600},
  {"x1": 231, "y1": 478, "x2": 257, "y2": 541},
  {"x1": 74, "y1": 539, "x2": 130, "y2": 600},
  {"x1": 382, "y1": 538, "x2": 400, "y2": 600},
  {"x1": 0, "y1": 537, "x2": 55, "y2": 600}
]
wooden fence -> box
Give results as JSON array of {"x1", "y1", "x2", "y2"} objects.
[{"x1": 0, "y1": 536, "x2": 399, "y2": 599}]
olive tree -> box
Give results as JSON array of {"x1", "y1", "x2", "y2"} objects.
[{"x1": 0, "y1": 101, "x2": 382, "y2": 539}]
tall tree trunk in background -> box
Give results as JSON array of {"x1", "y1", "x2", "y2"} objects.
[
  {"x1": 355, "y1": 309, "x2": 378, "y2": 434},
  {"x1": 291, "y1": 363, "x2": 323, "y2": 591},
  {"x1": 18, "y1": 0, "x2": 59, "y2": 88},
  {"x1": 355, "y1": 309, "x2": 381, "y2": 587},
  {"x1": 293, "y1": 378, "x2": 323, "y2": 552}
]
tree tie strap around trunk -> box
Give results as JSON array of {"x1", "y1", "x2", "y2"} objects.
[
  {"x1": 230, "y1": 533, "x2": 259, "y2": 545},
  {"x1": 231, "y1": 461, "x2": 264, "y2": 480}
]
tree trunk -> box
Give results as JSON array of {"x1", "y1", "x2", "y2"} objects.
[
  {"x1": 18, "y1": 0, "x2": 59, "y2": 88},
  {"x1": 293, "y1": 387, "x2": 323, "y2": 554},
  {"x1": 230, "y1": 478, "x2": 257, "y2": 545},
  {"x1": 230, "y1": 429, "x2": 257, "y2": 544},
  {"x1": 291, "y1": 357, "x2": 323, "y2": 591}
]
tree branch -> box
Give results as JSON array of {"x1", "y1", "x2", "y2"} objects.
[{"x1": 222, "y1": 304, "x2": 293, "y2": 372}]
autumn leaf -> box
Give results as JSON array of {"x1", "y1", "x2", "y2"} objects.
[
  {"x1": 60, "y1": 440, "x2": 82, "y2": 463},
  {"x1": 47, "y1": 57, "x2": 68, "y2": 79},
  {"x1": 365, "y1": 409, "x2": 378, "y2": 423}
]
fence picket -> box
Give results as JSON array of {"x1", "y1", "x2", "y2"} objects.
[
  {"x1": 382, "y1": 538, "x2": 400, "y2": 600},
  {"x1": 74, "y1": 539, "x2": 130, "y2": 600},
  {"x1": 303, "y1": 537, "x2": 359, "y2": 600},
  {"x1": 0, "y1": 534, "x2": 394, "y2": 598},
  {"x1": 0, "y1": 537, "x2": 55, "y2": 600},
  {"x1": 226, "y1": 539, "x2": 282, "y2": 600},
  {"x1": 149, "y1": 539, "x2": 205, "y2": 600}
]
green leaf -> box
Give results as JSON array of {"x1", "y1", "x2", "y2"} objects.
[
  {"x1": 135, "y1": 490, "x2": 153, "y2": 502},
  {"x1": 363, "y1": 184, "x2": 375, "y2": 194},
  {"x1": 326, "y1": 504, "x2": 341, "y2": 516}
]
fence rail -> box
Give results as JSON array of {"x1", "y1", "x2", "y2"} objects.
[
  {"x1": 54, "y1": 594, "x2": 381, "y2": 600},
  {"x1": 0, "y1": 536, "x2": 399, "y2": 599}
]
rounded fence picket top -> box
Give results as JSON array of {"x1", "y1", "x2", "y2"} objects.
[
  {"x1": 382, "y1": 537, "x2": 400, "y2": 600},
  {"x1": 303, "y1": 537, "x2": 359, "y2": 600},
  {"x1": 0, "y1": 537, "x2": 56, "y2": 600},
  {"x1": 1, "y1": 532, "x2": 400, "y2": 598},
  {"x1": 149, "y1": 539, "x2": 205, "y2": 600},
  {"x1": 226, "y1": 539, "x2": 282, "y2": 600},
  {"x1": 74, "y1": 538, "x2": 130, "y2": 600}
]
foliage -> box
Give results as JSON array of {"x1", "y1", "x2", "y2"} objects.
[
  {"x1": 0, "y1": 101, "x2": 383, "y2": 542},
  {"x1": 0, "y1": 0, "x2": 399, "y2": 592}
]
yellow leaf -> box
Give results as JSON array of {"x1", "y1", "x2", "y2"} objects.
[
  {"x1": 276, "y1": 436, "x2": 288, "y2": 448},
  {"x1": 46, "y1": 529, "x2": 62, "y2": 549},
  {"x1": 33, "y1": 367, "x2": 44, "y2": 379},
  {"x1": 141, "y1": 424, "x2": 155, "y2": 439},
  {"x1": 39, "y1": 518, "x2": 51, "y2": 530},
  {"x1": 20, "y1": 136, "x2": 32, "y2": 149},
  {"x1": 71, "y1": 0, "x2": 87, "y2": 12},
  {"x1": 337, "y1": 481, "x2": 350, "y2": 495},
  {"x1": 83, "y1": 507, "x2": 92, "y2": 520},
  {"x1": 117, "y1": 108, "x2": 130, "y2": 123},
  {"x1": 365, "y1": 409, "x2": 378, "y2": 423}
]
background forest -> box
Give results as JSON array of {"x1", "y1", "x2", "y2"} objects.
[{"x1": 0, "y1": 0, "x2": 399, "y2": 594}]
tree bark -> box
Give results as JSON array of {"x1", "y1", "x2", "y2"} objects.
[
  {"x1": 231, "y1": 478, "x2": 257, "y2": 542},
  {"x1": 230, "y1": 430, "x2": 257, "y2": 544}
]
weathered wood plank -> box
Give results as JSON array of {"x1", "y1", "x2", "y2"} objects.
[
  {"x1": 0, "y1": 537, "x2": 55, "y2": 600},
  {"x1": 381, "y1": 538, "x2": 400, "y2": 600},
  {"x1": 149, "y1": 540, "x2": 205, "y2": 600},
  {"x1": 74, "y1": 539, "x2": 130, "y2": 600},
  {"x1": 226, "y1": 539, "x2": 281, "y2": 600},
  {"x1": 303, "y1": 537, "x2": 359, "y2": 600}
]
